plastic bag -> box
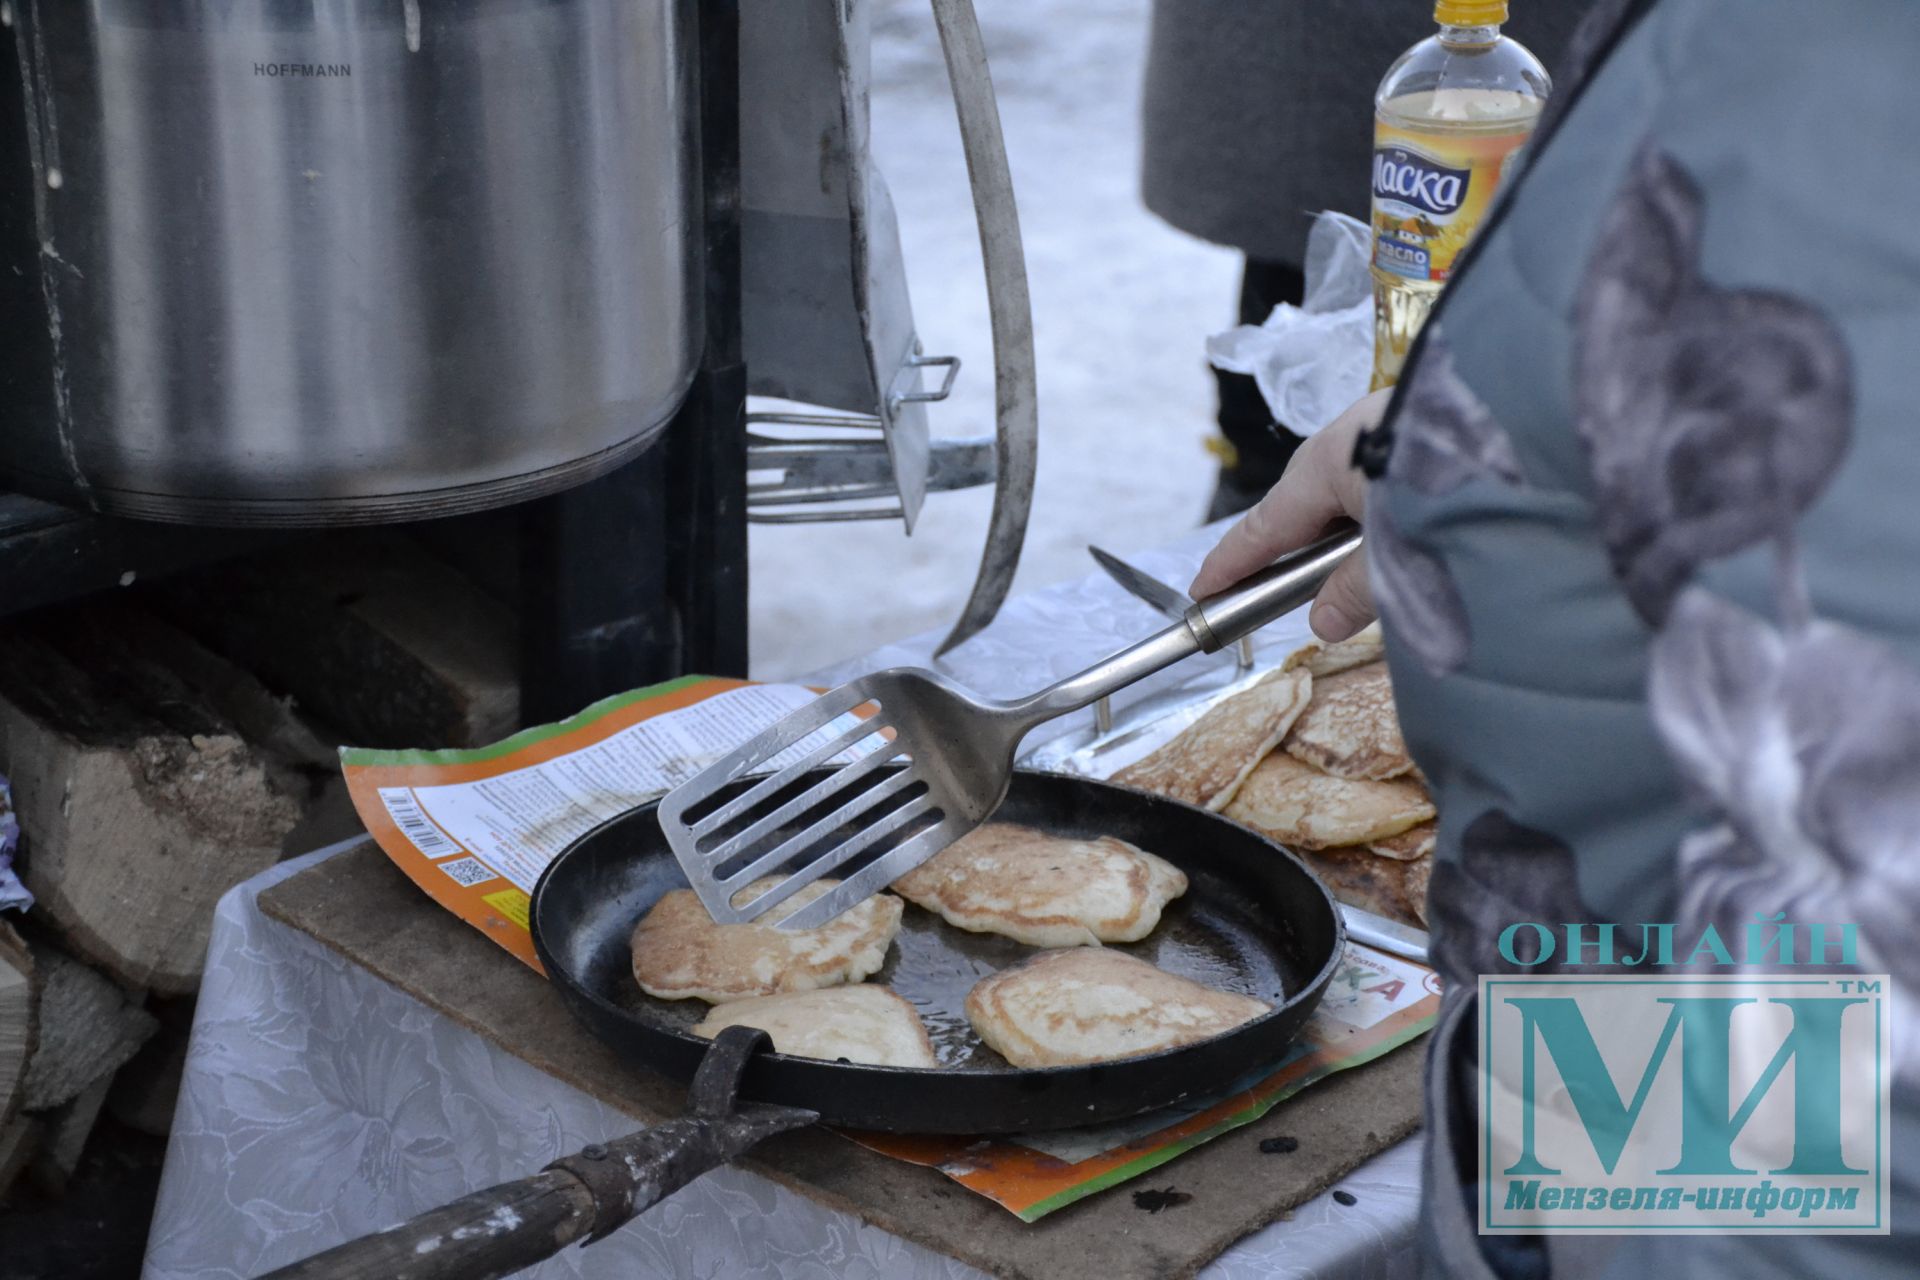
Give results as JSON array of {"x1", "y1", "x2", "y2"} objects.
[
  {"x1": 0, "y1": 776, "x2": 30, "y2": 912},
  {"x1": 1205, "y1": 211, "x2": 1374, "y2": 438}
]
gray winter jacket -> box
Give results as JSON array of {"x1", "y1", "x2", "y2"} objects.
[
  {"x1": 1369, "y1": 0, "x2": 1919, "y2": 1275},
  {"x1": 1141, "y1": 0, "x2": 1586, "y2": 261}
]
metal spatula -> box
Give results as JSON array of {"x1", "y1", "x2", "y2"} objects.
[{"x1": 660, "y1": 528, "x2": 1362, "y2": 930}]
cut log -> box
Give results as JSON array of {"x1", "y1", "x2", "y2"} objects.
[
  {"x1": 75, "y1": 604, "x2": 368, "y2": 858},
  {"x1": 126, "y1": 611, "x2": 337, "y2": 771},
  {"x1": 151, "y1": 534, "x2": 520, "y2": 750},
  {"x1": 21, "y1": 947, "x2": 156, "y2": 1113},
  {"x1": 28, "y1": 1074, "x2": 110, "y2": 1196},
  {"x1": 0, "y1": 610, "x2": 307, "y2": 993},
  {"x1": 0, "y1": 924, "x2": 35, "y2": 1129}
]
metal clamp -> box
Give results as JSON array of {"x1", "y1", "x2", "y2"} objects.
[{"x1": 889, "y1": 353, "x2": 961, "y2": 409}]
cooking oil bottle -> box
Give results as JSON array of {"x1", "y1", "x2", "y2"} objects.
[{"x1": 1368, "y1": 0, "x2": 1549, "y2": 389}]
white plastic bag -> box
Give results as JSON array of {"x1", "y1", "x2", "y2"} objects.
[{"x1": 1205, "y1": 211, "x2": 1374, "y2": 438}]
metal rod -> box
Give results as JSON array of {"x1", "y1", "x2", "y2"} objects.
[
  {"x1": 930, "y1": 0, "x2": 1038, "y2": 656},
  {"x1": 748, "y1": 507, "x2": 907, "y2": 525},
  {"x1": 746, "y1": 413, "x2": 885, "y2": 430},
  {"x1": 747, "y1": 484, "x2": 903, "y2": 506}
]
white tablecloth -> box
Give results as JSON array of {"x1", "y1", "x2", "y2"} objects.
[{"x1": 141, "y1": 525, "x2": 1425, "y2": 1280}]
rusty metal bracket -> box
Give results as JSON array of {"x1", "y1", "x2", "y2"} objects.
[{"x1": 545, "y1": 1027, "x2": 816, "y2": 1245}]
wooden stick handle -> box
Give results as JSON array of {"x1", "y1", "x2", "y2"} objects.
[
  {"x1": 260, "y1": 1168, "x2": 595, "y2": 1280},
  {"x1": 257, "y1": 1029, "x2": 816, "y2": 1280}
]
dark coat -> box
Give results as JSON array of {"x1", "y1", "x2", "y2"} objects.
[{"x1": 1141, "y1": 0, "x2": 1588, "y2": 261}]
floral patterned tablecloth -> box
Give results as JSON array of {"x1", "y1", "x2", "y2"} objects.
[{"x1": 141, "y1": 525, "x2": 1425, "y2": 1280}]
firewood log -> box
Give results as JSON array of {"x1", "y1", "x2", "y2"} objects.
[{"x1": 0, "y1": 613, "x2": 305, "y2": 994}]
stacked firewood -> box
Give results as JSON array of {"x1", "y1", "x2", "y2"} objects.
[{"x1": 0, "y1": 534, "x2": 516, "y2": 1196}]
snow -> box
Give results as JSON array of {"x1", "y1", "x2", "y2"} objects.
[{"x1": 747, "y1": 0, "x2": 1239, "y2": 679}]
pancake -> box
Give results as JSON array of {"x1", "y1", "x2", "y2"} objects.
[
  {"x1": 1281, "y1": 622, "x2": 1386, "y2": 678},
  {"x1": 1223, "y1": 752, "x2": 1433, "y2": 850},
  {"x1": 1283, "y1": 662, "x2": 1414, "y2": 781},
  {"x1": 630, "y1": 878, "x2": 904, "y2": 1004},
  {"x1": 1367, "y1": 821, "x2": 1435, "y2": 861},
  {"x1": 1111, "y1": 667, "x2": 1312, "y2": 811},
  {"x1": 1290, "y1": 843, "x2": 1426, "y2": 927},
  {"x1": 692, "y1": 985, "x2": 938, "y2": 1068},
  {"x1": 1400, "y1": 854, "x2": 1433, "y2": 926},
  {"x1": 892, "y1": 822, "x2": 1188, "y2": 947},
  {"x1": 965, "y1": 948, "x2": 1269, "y2": 1068}
]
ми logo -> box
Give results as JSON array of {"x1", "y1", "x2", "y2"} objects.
[{"x1": 1480, "y1": 973, "x2": 1888, "y2": 1233}]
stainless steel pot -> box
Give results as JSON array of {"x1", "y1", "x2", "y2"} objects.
[{"x1": 0, "y1": 0, "x2": 698, "y2": 525}]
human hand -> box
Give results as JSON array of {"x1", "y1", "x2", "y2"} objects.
[{"x1": 1189, "y1": 389, "x2": 1390, "y2": 642}]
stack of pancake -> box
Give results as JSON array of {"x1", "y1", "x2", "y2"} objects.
[{"x1": 1114, "y1": 624, "x2": 1433, "y2": 928}]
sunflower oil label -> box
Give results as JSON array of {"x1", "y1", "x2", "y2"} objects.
[{"x1": 1370, "y1": 119, "x2": 1531, "y2": 283}]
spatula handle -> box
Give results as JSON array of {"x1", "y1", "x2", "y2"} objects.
[
  {"x1": 1183, "y1": 528, "x2": 1362, "y2": 653},
  {"x1": 1007, "y1": 529, "x2": 1362, "y2": 729}
]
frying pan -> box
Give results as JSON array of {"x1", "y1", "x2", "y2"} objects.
[
  {"x1": 264, "y1": 770, "x2": 1341, "y2": 1278},
  {"x1": 536, "y1": 767, "x2": 1342, "y2": 1131}
]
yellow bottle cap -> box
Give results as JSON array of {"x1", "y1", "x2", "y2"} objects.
[{"x1": 1435, "y1": 0, "x2": 1508, "y2": 25}]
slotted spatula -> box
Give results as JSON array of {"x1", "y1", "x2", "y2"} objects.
[{"x1": 660, "y1": 528, "x2": 1362, "y2": 930}]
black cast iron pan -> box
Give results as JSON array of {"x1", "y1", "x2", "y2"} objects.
[
  {"x1": 531, "y1": 767, "x2": 1343, "y2": 1133},
  {"x1": 265, "y1": 769, "x2": 1340, "y2": 1279}
]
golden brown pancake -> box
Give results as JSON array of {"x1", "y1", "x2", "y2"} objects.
[
  {"x1": 1280, "y1": 622, "x2": 1386, "y2": 678},
  {"x1": 1400, "y1": 854, "x2": 1432, "y2": 926},
  {"x1": 692, "y1": 985, "x2": 938, "y2": 1068},
  {"x1": 892, "y1": 822, "x2": 1188, "y2": 947},
  {"x1": 630, "y1": 878, "x2": 903, "y2": 1004},
  {"x1": 1290, "y1": 843, "x2": 1425, "y2": 927},
  {"x1": 964, "y1": 949, "x2": 1269, "y2": 1068},
  {"x1": 1283, "y1": 662, "x2": 1414, "y2": 781},
  {"x1": 1111, "y1": 667, "x2": 1312, "y2": 810},
  {"x1": 1223, "y1": 752, "x2": 1433, "y2": 850},
  {"x1": 1367, "y1": 821, "x2": 1435, "y2": 861}
]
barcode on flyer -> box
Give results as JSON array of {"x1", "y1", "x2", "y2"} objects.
[
  {"x1": 435, "y1": 857, "x2": 498, "y2": 888},
  {"x1": 377, "y1": 787, "x2": 460, "y2": 858}
]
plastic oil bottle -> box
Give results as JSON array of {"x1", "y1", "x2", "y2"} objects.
[{"x1": 1368, "y1": 0, "x2": 1549, "y2": 389}]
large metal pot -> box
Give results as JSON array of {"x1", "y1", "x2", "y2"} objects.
[{"x1": 0, "y1": 0, "x2": 698, "y2": 525}]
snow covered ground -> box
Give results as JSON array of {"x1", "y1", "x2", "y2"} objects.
[{"x1": 746, "y1": 0, "x2": 1241, "y2": 678}]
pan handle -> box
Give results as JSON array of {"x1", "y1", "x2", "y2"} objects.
[{"x1": 257, "y1": 1028, "x2": 817, "y2": 1280}]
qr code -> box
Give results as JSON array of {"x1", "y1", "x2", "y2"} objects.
[{"x1": 436, "y1": 857, "x2": 498, "y2": 888}]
